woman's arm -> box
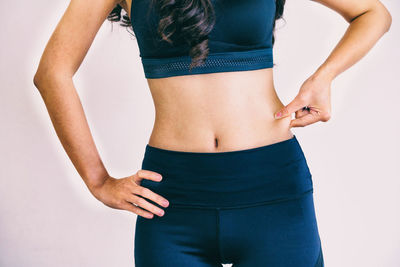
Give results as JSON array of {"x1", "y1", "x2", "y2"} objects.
[
  {"x1": 274, "y1": 0, "x2": 392, "y2": 127},
  {"x1": 311, "y1": 0, "x2": 392, "y2": 81},
  {"x1": 33, "y1": 0, "x2": 122, "y2": 192},
  {"x1": 33, "y1": 0, "x2": 169, "y2": 218}
]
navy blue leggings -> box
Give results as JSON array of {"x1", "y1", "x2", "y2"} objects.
[{"x1": 135, "y1": 135, "x2": 324, "y2": 266}]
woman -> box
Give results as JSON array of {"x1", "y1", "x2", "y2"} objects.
[{"x1": 33, "y1": 0, "x2": 391, "y2": 266}]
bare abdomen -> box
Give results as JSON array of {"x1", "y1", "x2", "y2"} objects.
[{"x1": 146, "y1": 68, "x2": 294, "y2": 152}]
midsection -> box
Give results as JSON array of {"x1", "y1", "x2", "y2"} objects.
[{"x1": 146, "y1": 68, "x2": 294, "y2": 152}]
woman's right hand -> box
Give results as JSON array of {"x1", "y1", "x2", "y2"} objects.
[{"x1": 89, "y1": 170, "x2": 170, "y2": 219}]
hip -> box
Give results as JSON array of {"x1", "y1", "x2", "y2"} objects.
[{"x1": 140, "y1": 134, "x2": 314, "y2": 209}]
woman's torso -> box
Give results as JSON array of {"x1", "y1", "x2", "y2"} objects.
[
  {"x1": 123, "y1": 1, "x2": 293, "y2": 153},
  {"x1": 146, "y1": 68, "x2": 293, "y2": 152}
]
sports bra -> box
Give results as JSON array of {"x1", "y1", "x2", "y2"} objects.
[{"x1": 130, "y1": 0, "x2": 276, "y2": 79}]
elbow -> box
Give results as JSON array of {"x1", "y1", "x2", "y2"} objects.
[
  {"x1": 33, "y1": 67, "x2": 73, "y2": 91},
  {"x1": 33, "y1": 71, "x2": 49, "y2": 91},
  {"x1": 33, "y1": 63, "x2": 49, "y2": 89},
  {"x1": 351, "y1": 3, "x2": 393, "y2": 33},
  {"x1": 383, "y1": 9, "x2": 392, "y2": 33},
  {"x1": 378, "y1": 2, "x2": 392, "y2": 33},
  {"x1": 33, "y1": 72, "x2": 42, "y2": 89}
]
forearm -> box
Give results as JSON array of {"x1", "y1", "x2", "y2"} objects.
[
  {"x1": 313, "y1": 3, "x2": 392, "y2": 82},
  {"x1": 34, "y1": 74, "x2": 109, "y2": 193}
]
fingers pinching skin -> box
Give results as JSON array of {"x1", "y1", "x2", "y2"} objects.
[
  {"x1": 290, "y1": 107, "x2": 331, "y2": 127},
  {"x1": 295, "y1": 108, "x2": 310, "y2": 119},
  {"x1": 290, "y1": 113, "x2": 320, "y2": 127},
  {"x1": 275, "y1": 95, "x2": 307, "y2": 119},
  {"x1": 274, "y1": 73, "x2": 332, "y2": 127}
]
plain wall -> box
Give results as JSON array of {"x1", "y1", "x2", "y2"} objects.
[{"x1": 1, "y1": 0, "x2": 399, "y2": 266}]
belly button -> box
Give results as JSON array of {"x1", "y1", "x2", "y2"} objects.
[{"x1": 214, "y1": 137, "x2": 219, "y2": 148}]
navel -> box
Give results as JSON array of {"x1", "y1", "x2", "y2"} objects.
[{"x1": 214, "y1": 137, "x2": 219, "y2": 148}]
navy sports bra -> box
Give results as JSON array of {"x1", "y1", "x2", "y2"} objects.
[{"x1": 130, "y1": 0, "x2": 276, "y2": 78}]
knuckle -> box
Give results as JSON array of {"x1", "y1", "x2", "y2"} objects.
[
  {"x1": 297, "y1": 93, "x2": 308, "y2": 103},
  {"x1": 297, "y1": 120, "x2": 306, "y2": 127},
  {"x1": 141, "y1": 187, "x2": 151, "y2": 196},
  {"x1": 116, "y1": 198, "x2": 125, "y2": 207},
  {"x1": 135, "y1": 206, "x2": 151, "y2": 217},
  {"x1": 130, "y1": 175, "x2": 138, "y2": 184},
  {"x1": 126, "y1": 205, "x2": 139, "y2": 214},
  {"x1": 321, "y1": 112, "x2": 331, "y2": 122},
  {"x1": 128, "y1": 205, "x2": 138, "y2": 213},
  {"x1": 136, "y1": 197, "x2": 146, "y2": 206},
  {"x1": 134, "y1": 186, "x2": 145, "y2": 195}
]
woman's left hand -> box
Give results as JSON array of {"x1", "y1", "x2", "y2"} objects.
[{"x1": 274, "y1": 74, "x2": 332, "y2": 128}]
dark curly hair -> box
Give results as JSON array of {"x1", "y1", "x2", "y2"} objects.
[{"x1": 107, "y1": 0, "x2": 286, "y2": 71}]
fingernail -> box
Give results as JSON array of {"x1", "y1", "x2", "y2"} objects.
[
  {"x1": 275, "y1": 111, "x2": 282, "y2": 119},
  {"x1": 158, "y1": 210, "x2": 165, "y2": 216},
  {"x1": 163, "y1": 200, "x2": 169, "y2": 207}
]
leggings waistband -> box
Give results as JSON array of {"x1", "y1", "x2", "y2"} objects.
[{"x1": 140, "y1": 135, "x2": 313, "y2": 208}]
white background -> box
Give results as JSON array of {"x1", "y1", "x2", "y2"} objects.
[{"x1": 0, "y1": 0, "x2": 399, "y2": 266}]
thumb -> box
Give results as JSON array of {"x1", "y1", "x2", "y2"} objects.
[{"x1": 274, "y1": 96, "x2": 306, "y2": 119}]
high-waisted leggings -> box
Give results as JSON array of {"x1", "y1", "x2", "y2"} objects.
[{"x1": 134, "y1": 135, "x2": 324, "y2": 267}]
